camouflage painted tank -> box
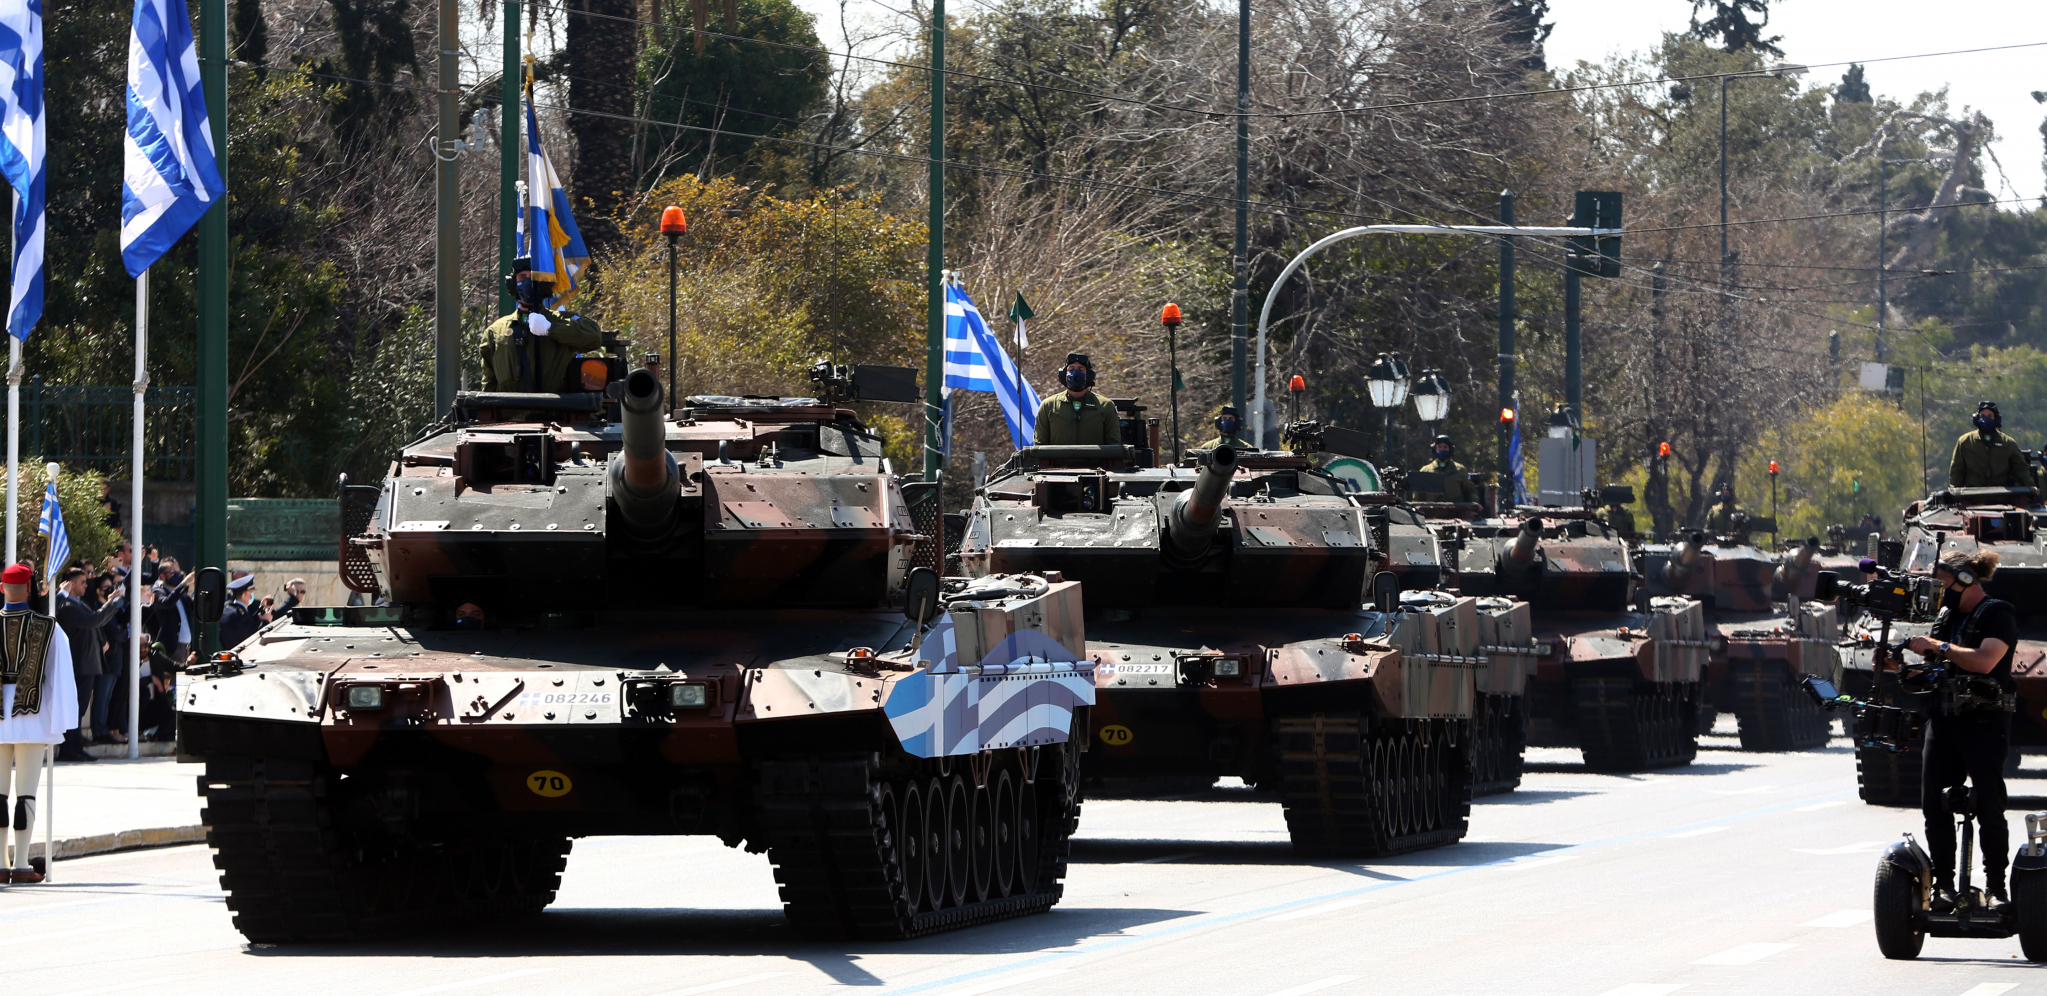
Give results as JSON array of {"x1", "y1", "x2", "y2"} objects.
[
  {"x1": 178, "y1": 369, "x2": 1096, "y2": 941},
  {"x1": 1639, "y1": 533, "x2": 1840, "y2": 752},
  {"x1": 1444, "y1": 497, "x2": 1710, "y2": 772},
  {"x1": 958, "y1": 431, "x2": 1533, "y2": 856}
]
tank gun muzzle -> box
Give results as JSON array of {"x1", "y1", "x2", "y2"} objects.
[
  {"x1": 1163, "y1": 445, "x2": 1237, "y2": 566},
  {"x1": 1775, "y1": 535, "x2": 1820, "y2": 587},
  {"x1": 609, "y1": 369, "x2": 680, "y2": 532},
  {"x1": 1494, "y1": 515, "x2": 1544, "y2": 582},
  {"x1": 1662, "y1": 530, "x2": 1706, "y2": 588}
]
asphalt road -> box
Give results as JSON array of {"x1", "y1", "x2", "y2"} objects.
[{"x1": 10, "y1": 724, "x2": 2047, "y2": 996}]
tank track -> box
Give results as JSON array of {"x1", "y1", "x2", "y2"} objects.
[
  {"x1": 756, "y1": 744, "x2": 1079, "y2": 939},
  {"x1": 1730, "y1": 659, "x2": 1833, "y2": 752},
  {"x1": 1571, "y1": 678, "x2": 1700, "y2": 772},
  {"x1": 1471, "y1": 694, "x2": 1526, "y2": 796},
  {"x1": 1273, "y1": 714, "x2": 1472, "y2": 857},
  {"x1": 200, "y1": 757, "x2": 570, "y2": 942}
]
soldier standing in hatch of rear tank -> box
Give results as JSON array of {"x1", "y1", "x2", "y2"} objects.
[
  {"x1": 1601, "y1": 499, "x2": 1637, "y2": 542},
  {"x1": 1704, "y1": 483, "x2": 1752, "y2": 538},
  {"x1": 1034, "y1": 353, "x2": 1118, "y2": 445},
  {"x1": 1410, "y1": 435, "x2": 1481, "y2": 505},
  {"x1": 1949, "y1": 401, "x2": 2034, "y2": 489},
  {"x1": 1200, "y1": 406, "x2": 1256, "y2": 451},
  {"x1": 481, "y1": 256, "x2": 604, "y2": 394}
]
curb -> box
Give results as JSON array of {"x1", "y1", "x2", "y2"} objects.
[{"x1": 27, "y1": 824, "x2": 207, "y2": 861}]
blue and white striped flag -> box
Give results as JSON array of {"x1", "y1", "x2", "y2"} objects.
[
  {"x1": 0, "y1": 0, "x2": 44, "y2": 339},
  {"x1": 942, "y1": 281, "x2": 1039, "y2": 449},
  {"x1": 120, "y1": 0, "x2": 222, "y2": 277},
  {"x1": 517, "y1": 79, "x2": 589, "y2": 307},
  {"x1": 36, "y1": 477, "x2": 65, "y2": 575}
]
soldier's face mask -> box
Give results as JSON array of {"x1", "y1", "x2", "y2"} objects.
[
  {"x1": 515, "y1": 278, "x2": 543, "y2": 308},
  {"x1": 1432, "y1": 445, "x2": 1451, "y2": 460},
  {"x1": 1217, "y1": 416, "x2": 1239, "y2": 436},
  {"x1": 454, "y1": 616, "x2": 482, "y2": 631},
  {"x1": 1976, "y1": 414, "x2": 1998, "y2": 432},
  {"x1": 1062, "y1": 367, "x2": 1089, "y2": 391}
]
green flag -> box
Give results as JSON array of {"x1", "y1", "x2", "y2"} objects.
[
  {"x1": 1173, "y1": 368, "x2": 1185, "y2": 391},
  {"x1": 1008, "y1": 292, "x2": 1034, "y2": 350}
]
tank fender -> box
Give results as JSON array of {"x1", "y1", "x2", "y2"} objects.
[
  {"x1": 882, "y1": 610, "x2": 1096, "y2": 758},
  {"x1": 181, "y1": 664, "x2": 332, "y2": 725}
]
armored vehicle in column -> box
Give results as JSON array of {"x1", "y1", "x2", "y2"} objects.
[
  {"x1": 1640, "y1": 533, "x2": 1839, "y2": 752},
  {"x1": 958, "y1": 421, "x2": 1535, "y2": 855},
  {"x1": 1447, "y1": 492, "x2": 1711, "y2": 772},
  {"x1": 178, "y1": 366, "x2": 1097, "y2": 941}
]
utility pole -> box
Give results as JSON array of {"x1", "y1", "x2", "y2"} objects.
[
  {"x1": 500, "y1": 0, "x2": 520, "y2": 315},
  {"x1": 1563, "y1": 268, "x2": 1581, "y2": 421},
  {"x1": 1229, "y1": 0, "x2": 1250, "y2": 426},
  {"x1": 197, "y1": 0, "x2": 228, "y2": 656},
  {"x1": 1495, "y1": 190, "x2": 1514, "y2": 479},
  {"x1": 921, "y1": 0, "x2": 946, "y2": 480},
  {"x1": 435, "y1": 0, "x2": 461, "y2": 415}
]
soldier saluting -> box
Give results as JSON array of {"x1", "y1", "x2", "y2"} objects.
[
  {"x1": 481, "y1": 256, "x2": 604, "y2": 395},
  {"x1": 1949, "y1": 401, "x2": 2034, "y2": 489},
  {"x1": 0, "y1": 562, "x2": 75, "y2": 885}
]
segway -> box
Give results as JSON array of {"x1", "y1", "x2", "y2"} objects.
[{"x1": 1870, "y1": 788, "x2": 2047, "y2": 959}]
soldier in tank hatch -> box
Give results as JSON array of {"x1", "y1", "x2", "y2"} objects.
[
  {"x1": 1034, "y1": 353, "x2": 1117, "y2": 445},
  {"x1": 1200, "y1": 405, "x2": 1256, "y2": 451},
  {"x1": 1704, "y1": 483, "x2": 1750, "y2": 537},
  {"x1": 1949, "y1": 401, "x2": 2034, "y2": 489},
  {"x1": 481, "y1": 256, "x2": 604, "y2": 395},
  {"x1": 1410, "y1": 435, "x2": 1481, "y2": 505}
]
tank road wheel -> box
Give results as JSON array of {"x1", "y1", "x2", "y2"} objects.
[
  {"x1": 1015, "y1": 774, "x2": 1043, "y2": 895},
  {"x1": 1731, "y1": 660, "x2": 1832, "y2": 752},
  {"x1": 969, "y1": 776, "x2": 995, "y2": 903},
  {"x1": 1471, "y1": 696, "x2": 1527, "y2": 797},
  {"x1": 944, "y1": 773, "x2": 972, "y2": 908},
  {"x1": 2016, "y1": 871, "x2": 2047, "y2": 962},
  {"x1": 757, "y1": 752, "x2": 1076, "y2": 939},
  {"x1": 200, "y1": 757, "x2": 568, "y2": 942},
  {"x1": 1571, "y1": 678, "x2": 1700, "y2": 772},
  {"x1": 1274, "y1": 715, "x2": 1471, "y2": 858},
  {"x1": 991, "y1": 770, "x2": 1018, "y2": 898},
  {"x1": 1872, "y1": 860, "x2": 1926, "y2": 960}
]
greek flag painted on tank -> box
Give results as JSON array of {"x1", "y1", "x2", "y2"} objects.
[
  {"x1": 942, "y1": 281, "x2": 1040, "y2": 449},
  {"x1": 120, "y1": 0, "x2": 222, "y2": 278},
  {"x1": 0, "y1": 0, "x2": 44, "y2": 339},
  {"x1": 884, "y1": 613, "x2": 1095, "y2": 759}
]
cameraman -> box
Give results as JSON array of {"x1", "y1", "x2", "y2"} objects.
[{"x1": 1899, "y1": 549, "x2": 2018, "y2": 911}]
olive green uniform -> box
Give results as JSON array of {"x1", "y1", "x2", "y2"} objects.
[
  {"x1": 1948, "y1": 428, "x2": 2035, "y2": 489},
  {"x1": 1602, "y1": 506, "x2": 1637, "y2": 538},
  {"x1": 1034, "y1": 390, "x2": 1118, "y2": 445},
  {"x1": 1410, "y1": 459, "x2": 1481, "y2": 504},
  {"x1": 480, "y1": 309, "x2": 604, "y2": 395},
  {"x1": 1705, "y1": 502, "x2": 1749, "y2": 535},
  {"x1": 1200, "y1": 434, "x2": 1257, "y2": 451}
]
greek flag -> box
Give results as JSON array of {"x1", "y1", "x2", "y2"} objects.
[
  {"x1": 1507, "y1": 405, "x2": 1528, "y2": 506},
  {"x1": 942, "y1": 282, "x2": 1039, "y2": 448},
  {"x1": 119, "y1": 0, "x2": 223, "y2": 277},
  {"x1": 36, "y1": 477, "x2": 64, "y2": 574},
  {"x1": 516, "y1": 81, "x2": 588, "y2": 306},
  {"x1": 0, "y1": 0, "x2": 44, "y2": 339}
]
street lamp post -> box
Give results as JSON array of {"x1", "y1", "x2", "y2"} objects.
[{"x1": 1366, "y1": 352, "x2": 1411, "y2": 464}]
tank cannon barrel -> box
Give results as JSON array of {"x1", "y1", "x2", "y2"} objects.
[
  {"x1": 1164, "y1": 445, "x2": 1238, "y2": 565},
  {"x1": 1775, "y1": 536, "x2": 1819, "y2": 587},
  {"x1": 1508, "y1": 516, "x2": 1541, "y2": 564},
  {"x1": 610, "y1": 369, "x2": 680, "y2": 531},
  {"x1": 1662, "y1": 531, "x2": 1706, "y2": 588}
]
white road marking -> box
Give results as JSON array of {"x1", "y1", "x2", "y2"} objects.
[
  {"x1": 1265, "y1": 898, "x2": 1371, "y2": 922},
  {"x1": 48, "y1": 978, "x2": 196, "y2": 996},
  {"x1": 1261, "y1": 976, "x2": 1360, "y2": 996},
  {"x1": 1666, "y1": 826, "x2": 1729, "y2": 839},
  {"x1": 1795, "y1": 841, "x2": 1887, "y2": 855},
  {"x1": 1801, "y1": 909, "x2": 1873, "y2": 928},
  {"x1": 652, "y1": 972, "x2": 792, "y2": 996},
  {"x1": 382, "y1": 968, "x2": 554, "y2": 996},
  {"x1": 927, "y1": 969, "x2": 1071, "y2": 996},
  {"x1": 1710, "y1": 785, "x2": 1779, "y2": 796},
  {"x1": 1594, "y1": 985, "x2": 1686, "y2": 996},
  {"x1": 1957, "y1": 985, "x2": 2018, "y2": 996},
  {"x1": 1795, "y1": 800, "x2": 1849, "y2": 812},
  {"x1": 1500, "y1": 855, "x2": 1577, "y2": 871},
  {"x1": 0, "y1": 924, "x2": 124, "y2": 946},
  {"x1": 1692, "y1": 942, "x2": 1796, "y2": 965}
]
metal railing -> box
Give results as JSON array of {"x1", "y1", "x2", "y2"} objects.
[{"x1": 24, "y1": 380, "x2": 196, "y2": 480}]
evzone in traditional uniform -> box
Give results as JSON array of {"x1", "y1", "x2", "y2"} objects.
[{"x1": 0, "y1": 562, "x2": 73, "y2": 884}]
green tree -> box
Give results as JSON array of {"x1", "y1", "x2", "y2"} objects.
[
  {"x1": 633, "y1": 0, "x2": 829, "y2": 183},
  {"x1": 1735, "y1": 393, "x2": 1924, "y2": 541},
  {"x1": 1838, "y1": 64, "x2": 1871, "y2": 104},
  {"x1": 1688, "y1": 0, "x2": 1783, "y2": 58}
]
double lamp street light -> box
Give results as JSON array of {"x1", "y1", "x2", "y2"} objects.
[{"x1": 1363, "y1": 353, "x2": 1451, "y2": 467}]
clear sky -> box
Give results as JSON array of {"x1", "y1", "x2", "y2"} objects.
[{"x1": 1544, "y1": 0, "x2": 2047, "y2": 206}]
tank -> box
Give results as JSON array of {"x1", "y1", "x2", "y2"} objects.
[
  {"x1": 958, "y1": 430, "x2": 1535, "y2": 856},
  {"x1": 1638, "y1": 532, "x2": 1841, "y2": 752},
  {"x1": 177, "y1": 368, "x2": 1097, "y2": 941},
  {"x1": 1442, "y1": 496, "x2": 1711, "y2": 772}
]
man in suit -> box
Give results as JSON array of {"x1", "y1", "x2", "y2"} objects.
[
  {"x1": 54, "y1": 567, "x2": 124, "y2": 760},
  {"x1": 147, "y1": 560, "x2": 196, "y2": 666}
]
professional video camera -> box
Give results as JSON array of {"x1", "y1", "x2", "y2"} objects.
[
  {"x1": 1802, "y1": 561, "x2": 1942, "y2": 754},
  {"x1": 1812, "y1": 560, "x2": 1941, "y2": 620}
]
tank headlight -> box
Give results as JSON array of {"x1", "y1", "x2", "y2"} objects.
[
  {"x1": 671, "y1": 683, "x2": 709, "y2": 709},
  {"x1": 1213, "y1": 659, "x2": 1242, "y2": 677},
  {"x1": 345, "y1": 685, "x2": 385, "y2": 710}
]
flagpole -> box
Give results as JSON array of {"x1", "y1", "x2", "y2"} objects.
[
  {"x1": 44, "y1": 461, "x2": 55, "y2": 617},
  {"x1": 128, "y1": 269, "x2": 147, "y2": 760},
  {"x1": 6, "y1": 188, "x2": 16, "y2": 566}
]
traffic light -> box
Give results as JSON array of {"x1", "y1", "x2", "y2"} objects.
[{"x1": 1569, "y1": 191, "x2": 1622, "y2": 278}]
